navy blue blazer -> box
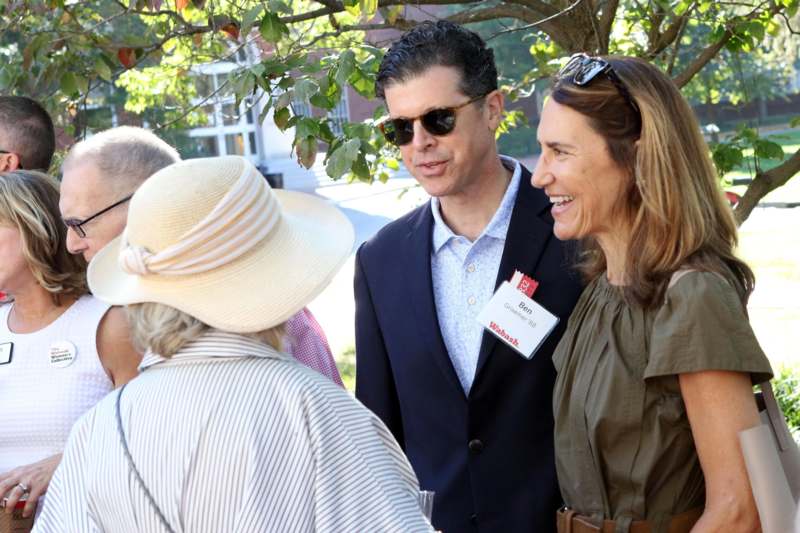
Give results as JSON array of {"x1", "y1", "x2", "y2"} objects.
[{"x1": 354, "y1": 165, "x2": 584, "y2": 533}]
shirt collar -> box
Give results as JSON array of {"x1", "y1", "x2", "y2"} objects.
[
  {"x1": 431, "y1": 155, "x2": 522, "y2": 254},
  {"x1": 139, "y1": 330, "x2": 289, "y2": 371}
]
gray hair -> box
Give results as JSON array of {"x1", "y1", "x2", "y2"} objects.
[
  {"x1": 63, "y1": 126, "x2": 180, "y2": 194},
  {"x1": 126, "y1": 302, "x2": 286, "y2": 358}
]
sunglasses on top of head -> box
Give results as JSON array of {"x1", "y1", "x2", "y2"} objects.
[
  {"x1": 557, "y1": 53, "x2": 640, "y2": 115},
  {"x1": 379, "y1": 93, "x2": 488, "y2": 147}
]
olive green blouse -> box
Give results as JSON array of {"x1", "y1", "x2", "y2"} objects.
[{"x1": 552, "y1": 271, "x2": 773, "y2": 533}]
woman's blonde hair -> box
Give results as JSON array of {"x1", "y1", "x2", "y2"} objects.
[
  {"x1": 0, "y1": 170, "x2": 87, "y2": 303},
  {"x1": 551, "y1": 56, "x2": 753, "y2": 307},
  {"x1": 126, "y1": 302, "x2": 286, "y2": 358}
]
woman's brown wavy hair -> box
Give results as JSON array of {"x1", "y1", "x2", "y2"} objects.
[
  {"x1": 0, "y1": 170, "x2": 88, "y2": 304},
  {"x1": 551, "y1": 55, "x2": 754, "y2": 307}
]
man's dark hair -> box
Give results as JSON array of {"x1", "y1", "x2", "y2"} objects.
[
  {"x1": 0, "y1": 96, "x2": 56, "y2": 171},
  {"x1": 375, "y1": 20, "x2": 498, "y2": 100}
]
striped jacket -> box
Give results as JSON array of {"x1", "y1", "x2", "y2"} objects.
[{"x1": 34, "y1": 331, "x2": 433, "y2": 533}]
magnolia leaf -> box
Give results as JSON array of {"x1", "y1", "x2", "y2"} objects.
[
  {"x1": 295, "y1": 136, "x2": 317, "y2": 169},
  {"x1": 60, "y1": 71, "x2": 78, "y2": 95},
  {"x1": 293, "y1": 78, "x2": 319, "y2": 104},
  {"x1": 326, "y1": 138, "x2": 360, "y2": 179},
  {"x1": 260, "y1": 11, "x2": 287, "y2": 43},
  {"x1": 274, "y1": 107, "x2": 290, "y2": 130},
  {"x1": 754, "y1": 139, "x2": 785, "y2": 161},
  {"x1": 335, "y1": 49, "x2": 356, "y2": 87},
  {"x1": 294, "y1": 117, "x2": 320, "y2": 139},
  {"x1": 242, "y1": 5, "x2": 264, "y2": 35},
  {"x1": 351, "y1": 151, "x2": 370, "y2": 181},
  {"x1": 268, "y1": 0, "x2": 292, "y2": 14},
  {"x1": 94, "y1": 57, "x2": 113, "y2": 81}
]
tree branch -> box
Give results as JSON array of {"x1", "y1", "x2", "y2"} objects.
[
  {"x1": 598, "y1": 0, "x2": 620, "y2": 53},
  {"x1": 734, "y1": 148, "x2": 800, "y2": 224},
  {"x1": 672, "y1": 2, "x2": 783, "y2": 87},
  {"x1": 647, "y1": 14, "x2": 688, "y2": 57}
]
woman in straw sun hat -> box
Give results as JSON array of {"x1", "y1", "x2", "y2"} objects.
[{"x1": 33, "y1": 156, "x2": 435, "y2": 533}]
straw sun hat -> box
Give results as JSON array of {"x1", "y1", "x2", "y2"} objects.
[{"x1": 87, "y1": 156, "x2": 354, "y2": 332}]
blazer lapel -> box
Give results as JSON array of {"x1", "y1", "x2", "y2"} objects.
[
  {"x1": 472, "y1": 166, "x2": 554, "y2": 385},
  {"x1": 404, "y1": 206, "x2": 466, "y2": 399}
]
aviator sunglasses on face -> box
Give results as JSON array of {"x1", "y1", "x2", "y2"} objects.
[
  {"x1": 379, "y1": 93, "x2": 488, "y2": 146},
  {"x1": 558, "y1": 53, "x2": 640, "y2": 115},
  {"x1": 63, "y1": 194, "x2": 133, "y2": 238}
]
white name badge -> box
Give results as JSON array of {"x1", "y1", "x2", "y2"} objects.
[
  {"x1": 476, "y1": 281, "x2": 559, "y2": 359},
  {"x1": 49, "y1": 340, "x2": 77, "y2": 368},
  {"x1": 0, "y1": 342, "x2": 12, "y2": 365}
]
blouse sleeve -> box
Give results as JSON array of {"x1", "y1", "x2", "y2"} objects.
[
  {"x1": 645, "y1": 271, "x2": 773, "y2": 383},
  {"x1": 32, "y1": 410, "x2": 101, "y2": 533}
]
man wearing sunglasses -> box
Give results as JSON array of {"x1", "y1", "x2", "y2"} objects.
[
  {"x1": 0, "y1": 96, "x2": 55, "y2": 173},
  {"x1": 354, "y1": 21, "x2": 583, "y2": 533}
]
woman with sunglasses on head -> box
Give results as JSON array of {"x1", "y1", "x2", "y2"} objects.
[
  {"x1": 0, "y1": 170, "x2": 139, "y2": 524},
  {"x1": 533, "y1": 55, "x2": 772, "y2": 532}
]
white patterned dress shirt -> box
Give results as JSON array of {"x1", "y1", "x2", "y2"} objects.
[
  {"x1": 431, "y1": 156, "x2": 521, "y2": 393},
  {"x1": 34, "y1": 331, "x2": 433, "y2": 533}
]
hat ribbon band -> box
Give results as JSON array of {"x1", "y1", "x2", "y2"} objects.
[{"x1": 119, "y1": 167, "x2": 279, "y2": 276}]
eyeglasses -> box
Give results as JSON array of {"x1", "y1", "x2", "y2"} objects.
[
  {"x1": 379, "y1": 93, "x2": 487, "y2": 146},
  {"x1": 557, "y1": 53, "x2": 640, "y2": 115},
  {"x1": 63, "y1": 194, "x2": 133, "y2": 238},
  {"x1": 0, "y1": 150, "x2": 23, "y2": 169}
]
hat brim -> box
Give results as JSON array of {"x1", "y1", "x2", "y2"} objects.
[{"x1": 87, "y1": 190, "x2": 354, "y2": 333}]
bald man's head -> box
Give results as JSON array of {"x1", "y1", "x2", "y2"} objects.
[{"x1": 60, "y1": 126, "x2": 180, "y2": 262}]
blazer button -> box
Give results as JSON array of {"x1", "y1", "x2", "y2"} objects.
[{"x1": 468, "y1": 439, "x2": 484, "y2": 453}]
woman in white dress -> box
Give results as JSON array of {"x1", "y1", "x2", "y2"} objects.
[{"x1": 0, "y1": 170, "x2": 139, "y2": 520}]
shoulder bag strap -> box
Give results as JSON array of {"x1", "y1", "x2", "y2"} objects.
[
  {"x1": 115, "y1": 384, "x2": 177, "y2": 533},
  {"x1": 759, "y1": 380, "x2": 795, "y2": 452}
]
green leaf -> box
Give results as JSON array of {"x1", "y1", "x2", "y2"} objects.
[
  {"x1": 60, "y1": 71, "x2": 78, "y2": 96},
  {"x1": 349, "y1": 68, "x2": 375, "y2": 99},
  {"x1": 753, "y1": 139, "x2": 785, "y2": 161},
  {"x1": 274, "y1": 107, "x2": 290, "y2": 130},
  {"x1": 0, "y1": 67, "x2": 13, "y2": 90},
  {"x1": 241, "y1": 5, "x2": 264, "y2": 35},
  {"x1": 295, "y1": 136, "x2": 317, "y2": 169},
  {"x1": 260, "y1": 11, "x2": 288, "y2": 43},
  {"x1": 351, "y1": 152, "x2": 370, "y2": 181},
  {"x1": 335, "y1": 49, "x2": 356, "y2": 87},
  {"x1": 343, "y1": 0, "x2": 360, "y2": 16},
  {"x1": 310, "y1": 92, "x2": 332, "y2": 109},
  {"x1": 712, "y1": 144, "x2": 744, "y2": 174},
  {"x1": 94, "y1": 57, "x2": 113, "y2": 81},
  {"x1": 326, "y1": 138, "x2": 360, "y2": 179},
  {"x1": 790, "y1": 116, "x2": 800, "y2": 128},
  {"x1": 268, "y1": 0, "x2": 292, "y2": 14},
  {"x1": 294, "y1": 116, "x2": 320, "y2": 138},
  {"x1": 359, "y1": 0, "x2": 378, "y2": 18},
  {"x1": 293, "y1": 78, "x2": 319, "y2": 104}
]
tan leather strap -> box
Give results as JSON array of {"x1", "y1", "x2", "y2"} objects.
[{"x1": 558, "y1": 507, "x2": 703, "y2": 533}]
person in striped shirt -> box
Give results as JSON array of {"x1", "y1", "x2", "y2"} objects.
[{"x1": 34, "y1": 155, "x2": 434, "y2": 533}]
